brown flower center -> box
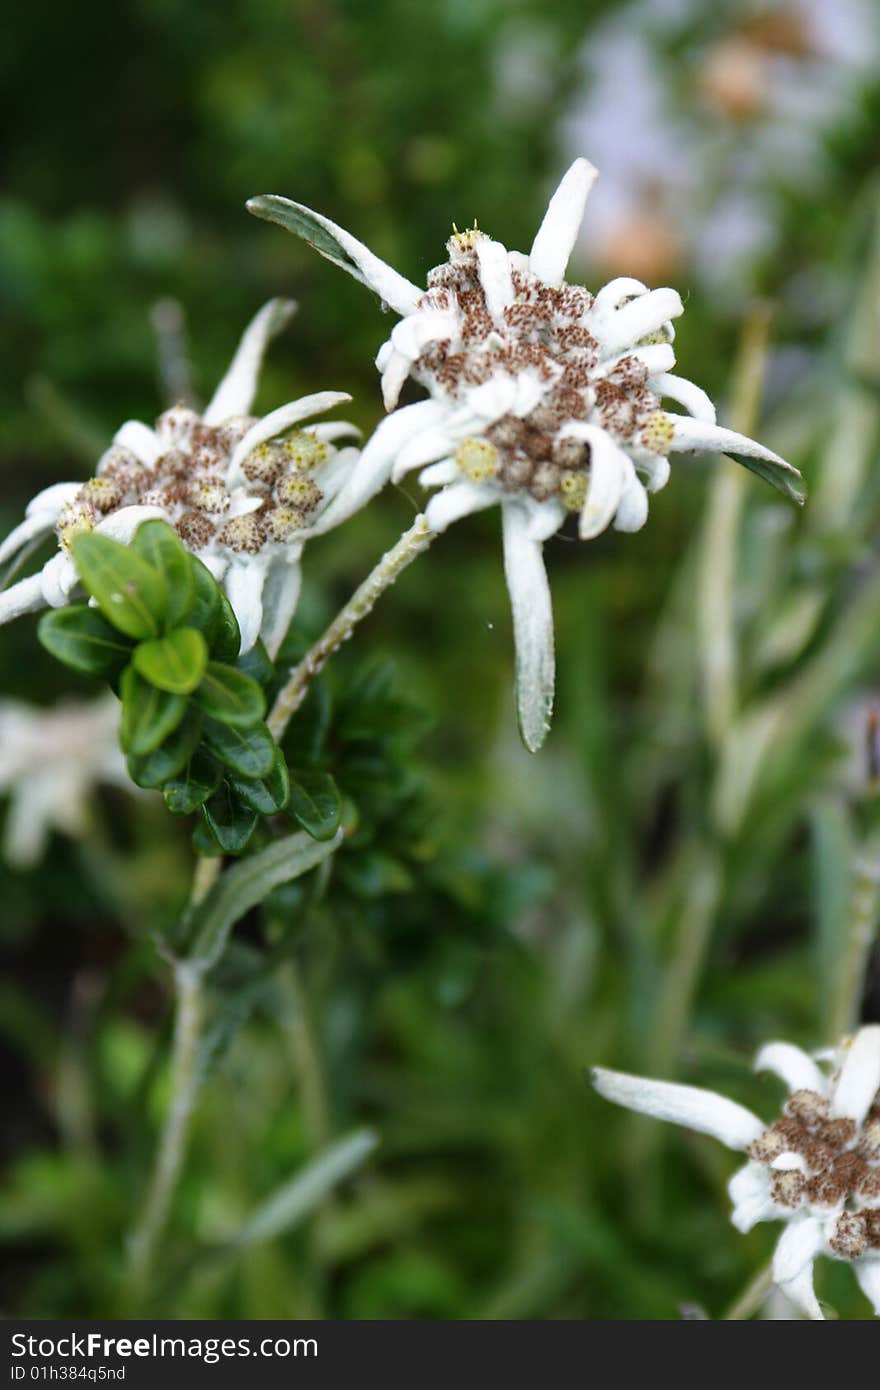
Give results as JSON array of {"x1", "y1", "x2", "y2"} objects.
[
  {"x1": 414, "y1": 253, "x2": 670, "y2": 506},
  {"x1": 55, "y1": 410, "x2": 327, "y2": 556},
  {"x1": 748, "y1": 1089, "x2": 880, "y2": 1254}
]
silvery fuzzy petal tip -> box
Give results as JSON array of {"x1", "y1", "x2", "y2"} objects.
[
  {"x1": 591, "y1": 1066, "x2": 764, "y2": 1150},
  {"x1": 529, "y1": 157, "x2": 598, "y2": 287},
  {"x1": 246, "y1": 195, "x2": 422, "y2": 316},
  {"x1": 501, "y1": 504, "x2": 555, "y2": 752}
]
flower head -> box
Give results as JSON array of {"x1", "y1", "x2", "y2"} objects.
[
  {"x1": 592, "y1": 1026, "x2": 880, "y2": 1319},
  {"x1": 0, "y1": 694, "x2": 134, "y2": 867},
  {"x1": 249, "y1": 161, "x2": 803, "y2": 750},
  {"x1": 0, "y1": 301, "x2": 360, "y2": 656}
]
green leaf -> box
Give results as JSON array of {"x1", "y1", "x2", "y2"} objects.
[
  {"x1": 725, "y1": 449, "x2": 806, "y2": 507},
  {"x1": 133, "y1": 627, "x2": 208, "y2": 695},
  {"x1": 201, "y1": 783, "x2": 259, "y2": 855},
  {"x1": 127, "y1": 707, "x2": 203, "y2": 789},
  {"x1": 236, "y1": 639, "x2": 274, "y2": 689},
  {"x1": 246, "y1": 196, "x2": 372, "y2": 283},
  {"x1": 131, "y1": 520, "x2": 193, "y2": 624},
  {"x1": 227, "y1": 1129, "x2": 379, "y2": 1248},
  {"x1": 197, "y1": 971, "x2": 275, "y2": 1081},
  {"x1": 245, "y1": 196, "x2": 416, "y2": 312},
  {"x1": 184, "y1": 558, "x2": 240, "y2": 661},
  {"x1": 37, "y1": 605, "x2": 132, "y2": 677},
  {"x1": 288, "y1": 769, "x2": 342, "y2": 841},
  {"x1": 202, "y1": 716, "x2": 276, "y2": 778},
  {"x1": 280, "y1": 675, "x2": 332, "y2": 766},
  {"x1": 339, "y1": 851, "x2": 414, "y2": 898},
  {"x1": 229, "y1": 750, "x2": 290, "y2": 815},
  {"x1": 185, "y1": 826, "x2": 344, "y2": 968},
  {"x1": 70, "y1": 532, "x2": 167, "y2": 639},
  {"x1": 194, "y1": 663, "x2": 266, "y2": 726},
  {"x1": 192, "y1": 818, "x2": 224, "y2": 857},
  {"x1": 810, "y1": 801, "x2": 855, "y2": 1036},
  {"x1": 163, "y1": 750, "x2": 223, "y2": 814},
  {"x1": 119, "y1": 665, "x2": 187, "y2": 756}
]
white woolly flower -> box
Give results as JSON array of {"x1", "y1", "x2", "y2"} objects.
[
  {"x1": 0, "y1": 694, "x2": 134, "y2": 867},
  {"x1": 593, "y1": 1026, "x2": 880, "y2": 1320},
  {"x1": 249, "y1": 160, "x2": 802, "y2": 751},
  {"x1": 0, "y1": 300, "x2": 360, "y2": 656}
]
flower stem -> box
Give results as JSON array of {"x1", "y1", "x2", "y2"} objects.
[
  {"x1": 644, "y1": 311, "x2": 770, "y2": 1083},
  {"x1": 723, "y1": 1259, "x2": 774, "y2": 1320},
  {"x1": 125, "y1": 960, "x2": 204, "y2": 1304},
  {"x1": 191, "y1": 853, "x2": 222, "y2": 907},
  {"x1": 827, "y1": 842, "x2": 880, "y2": 1043},
  {"x1": 280, "y1": 957, "x2": 331, "y2": 1149},
  {"x1": 122, "y1": 847, "x2": 221, "y2": 1306},
  {"x1": 268, "y1": 514, "x2": 434, "y2": 742},
  {"x1": 697, "y1": 305, "x2": 771, "y2": 746},
  {"x1": 649, "y1": 851, "x2": 723, "y2": 1080}
]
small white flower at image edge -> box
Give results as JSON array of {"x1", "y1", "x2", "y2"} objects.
[
  {"x1": 0, "y1": 694, "x2": 135, "y2": 868},
  {"x1": 591, "y1": 1026, "x2": 880, "y2": 1319}
]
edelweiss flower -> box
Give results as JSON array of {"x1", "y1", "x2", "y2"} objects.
[
  {"x1": 0, "y1": 694, "x2": 134, "y2": 867},
  {"x1": 249, "y1": 161, "x2": 802, "y2": 749},
  {"x1": 593, "y1": 1026, "x2": 880, "y2": 1319},
  {"x1": 0, "y1": 300, "x2": 359, "y2": 656}
]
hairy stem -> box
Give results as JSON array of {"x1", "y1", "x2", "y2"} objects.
[
  {"x1": 125, "y1": 961, "x2": 204, "y2": 1303},
  {"x1": 697, "y1": 305, "x2": 771, "y2": 747},
  {"x1": 723, "y1": 1259, "x2": 774, "y2": 1321},
  {"x1": 268, "y1": 514, "x2": 434, "y2": 742},
  {"x1": 191, "y1": 853, "x2": 222, "y2": 907}
]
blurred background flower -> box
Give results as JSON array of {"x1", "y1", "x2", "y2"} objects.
[
  {"x1": 563, "y1": 0, "x2": 880, "y2": 300},
  {"x1": 0, "y1": 695, "x2": 135, "y2": 867}
]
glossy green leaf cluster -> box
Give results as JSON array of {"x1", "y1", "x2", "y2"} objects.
[
  {"x1": 272, "y1": 648, "x2": 434, "y2": 910},
  {"x1": 36, "y1": 522, "x2": 290, "y2": 855}
]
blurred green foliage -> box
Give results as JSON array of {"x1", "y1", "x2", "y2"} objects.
[{"x1": 2, "y1": 0, "x2": 880, "y2": 1320}]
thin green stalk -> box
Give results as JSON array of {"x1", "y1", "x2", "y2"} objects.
[
  {"x1": 628, "y1": 849, "x2": 722, "y2": 1179},
  {"x1": 697, "y1": 305, "x2": 771, "y2": 747},
  {"x1": 280, "y1": 957, "x2": 331, "y2": 1150},
  {"x1": 191, "y1": 853, "x2": 222, "y2": 907},
  {"x1": 268, "y1": 514, "x2": 434, "y2": 742},
  {"x1": 126, "y1": 960, "x2": 204, "y2": 1303},
  {"x1": 278, "y1": 955, "x2": 336, "y2": 1314},
  {"x1": 723, "y1": 1259, "x2": 774, "y2": 1320},
  {"x1": 124, "y1": 849, "x2": 220, "y2": 1304},
  {"x1": 649, "y1": 852, "x2": 723, "y2": 1080},
  {"x1": 56, "y1": 970, "x2": 100, "y2": 1158},
  {"x1": 646, "y1": 312, "x2": 771, "y2": 1082},
  {"x1": 827, "y1": 842, "x2": 880, "y2": 1042},
  {"x1": 124, "y1": 830, "x2": 344, "y2": 1306}
]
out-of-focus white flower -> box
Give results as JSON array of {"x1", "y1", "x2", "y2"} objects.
[
  {"x1": 0, "y1": 694, "x2": 133, "y2": 867},
  {"x1": 0, "y1": 301, "x2": 360, "y2": 656},
  {"x1": 249, "y1": 161, "x2": 800, "y2": 751},
  {"x1": 561, "y1": 29, "x2": 696, "y2": 282},
  {"x1": 562, "y1": 0, "x2": 880, "y2": 294},
  {"x1": 593, "y1": 1027, "x2": 880, "y2": 1319}
]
